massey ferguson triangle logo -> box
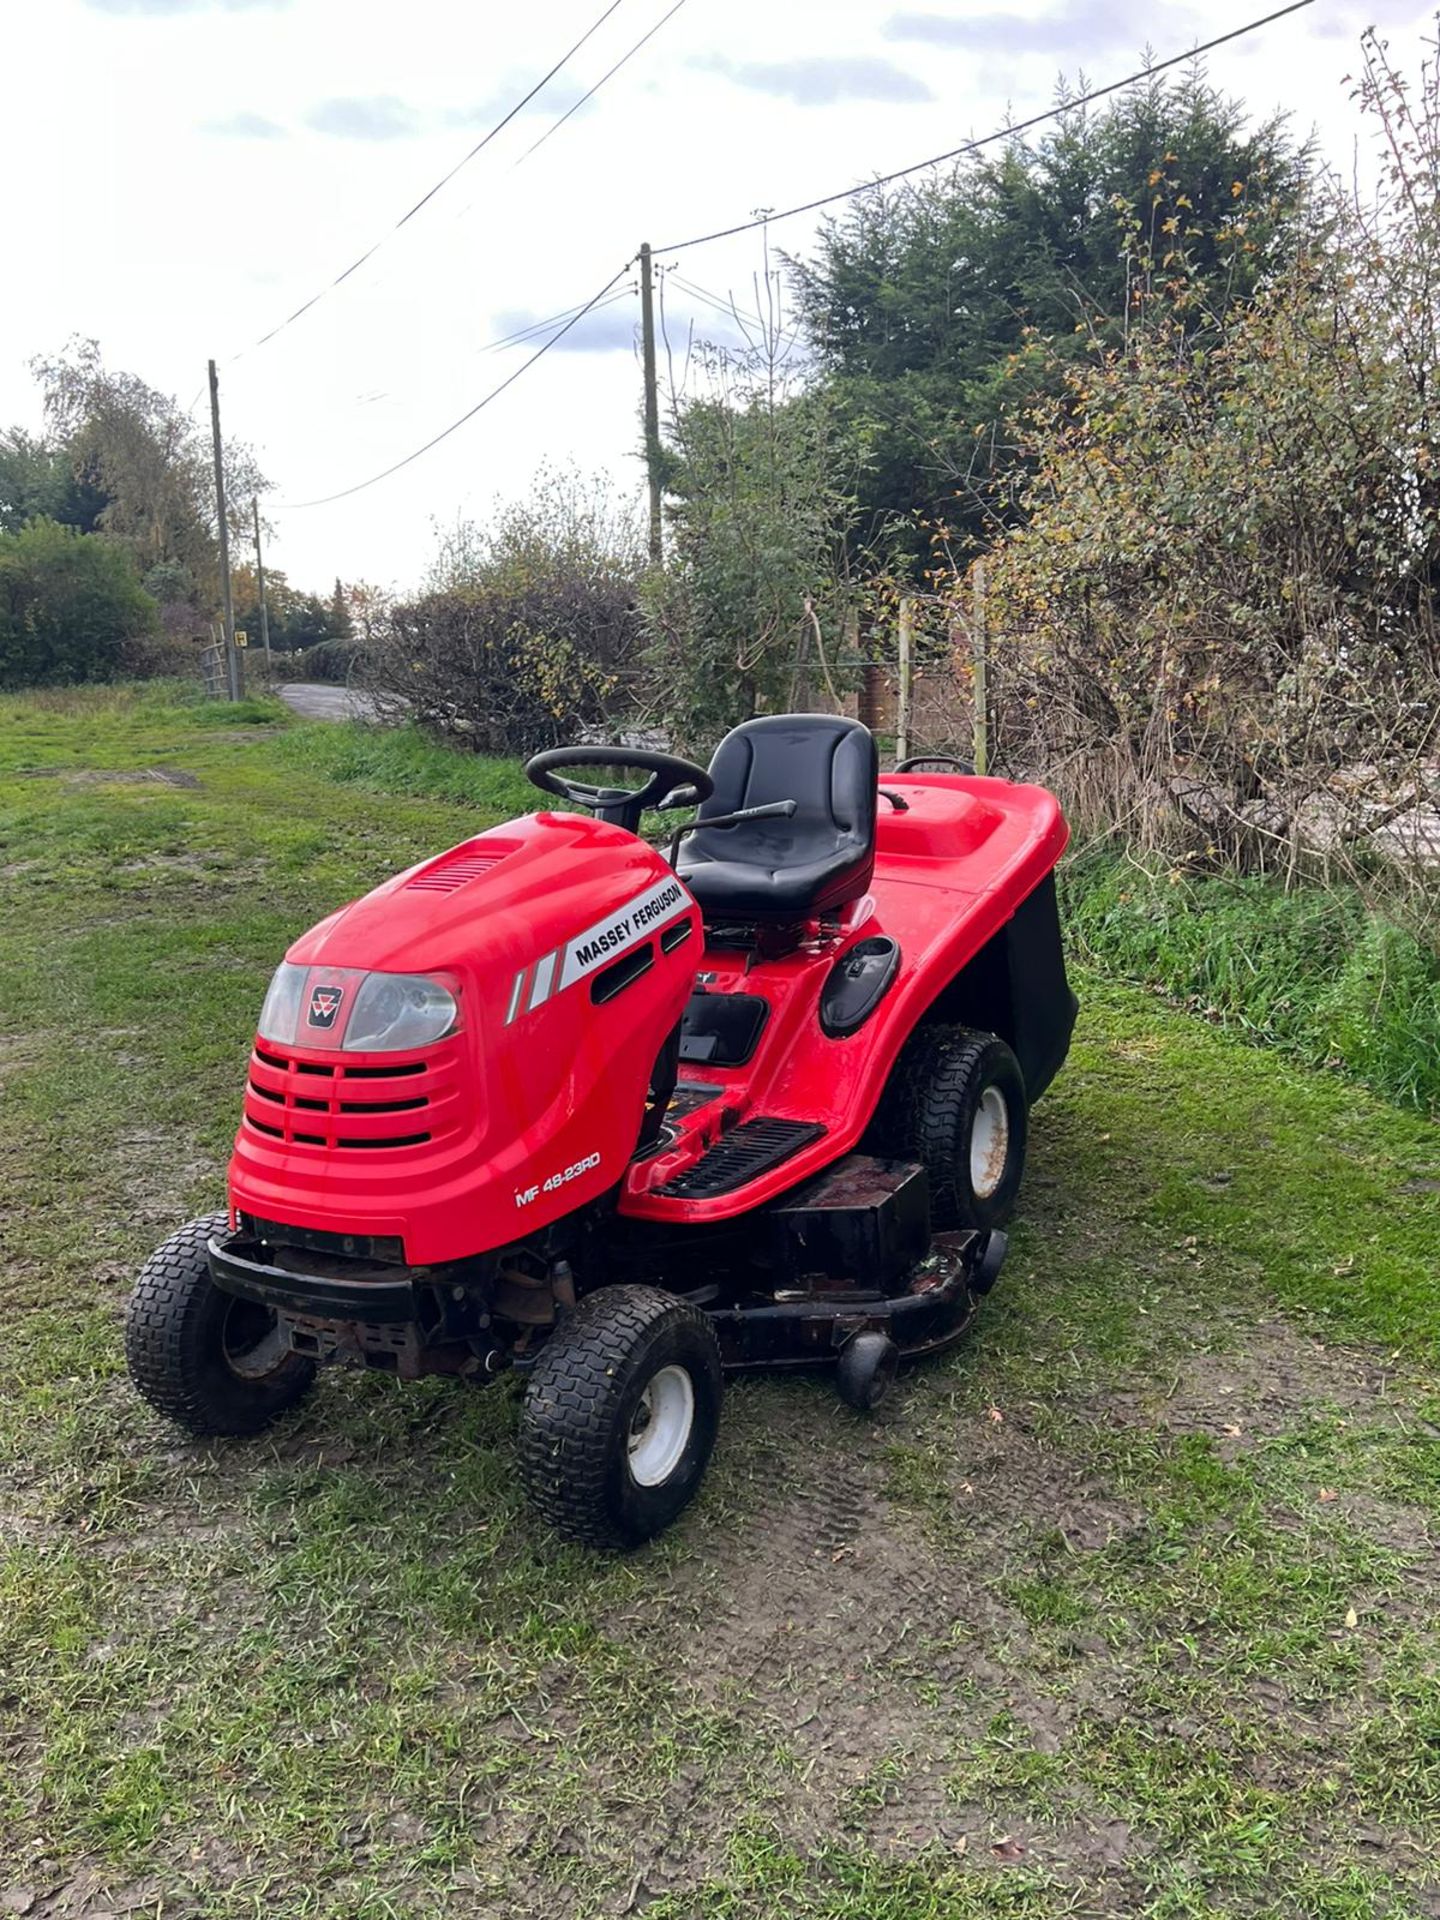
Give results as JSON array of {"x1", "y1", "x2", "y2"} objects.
[{"x1": 307, "y1": 984, "x2": 344, "y2": 1030}]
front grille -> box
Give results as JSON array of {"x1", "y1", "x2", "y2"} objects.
[
  {"x1": 242, "y1": 1038, "x2": 463, "y2": 1152},
  {"x1": 658, "y1": 1118, "x2": 824, "y2": 1199}
]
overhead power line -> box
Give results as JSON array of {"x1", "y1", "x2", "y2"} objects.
[
  {"x1": 474, "y1": 287, "x2": 634, "y2": 355},
  {"x1": 292, "y1": 279, "x2": 723, "y2": 428},
  {"x1": 655, "y1": 0, "x2": 1315, "y2": 254},
  {"x1": 234, "y1": 0, "x2": 633, "y2": 361},
  {"x1": 305, "y1": 287, "x2": 636, "y2": 419},
  {"x1": 515, "y1": 0, "x2": 692, "y2": 168},
  {"x1": 666, "y1": 270, "x2": 768, "y2": 331},
  {"x1": 277, "y1": 263, "x2": 634, "y2": 509},
  {"x1": 271, "y1": 0, "x2": 1313, "y2": 511}
]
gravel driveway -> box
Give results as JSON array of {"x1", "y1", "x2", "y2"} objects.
[{"x1": 275, "y1": 682, "x2": 385, "y2": 722}]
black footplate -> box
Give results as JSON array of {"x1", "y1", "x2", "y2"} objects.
[{"x1": 658, "y1": 1117, "x2": 825, "y2": 1198}]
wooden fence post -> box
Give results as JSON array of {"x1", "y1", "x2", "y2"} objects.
[
  {"x1": 971, "y1": 563, "x2": 988, "y2": 777},
  {"x1": 896, "y1": 597, "x2": 914, "y2": 764}
]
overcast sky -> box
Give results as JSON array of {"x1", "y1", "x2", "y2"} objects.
[{"x1": 3, "y1": 0, "x2": 1435, "y2": 595}]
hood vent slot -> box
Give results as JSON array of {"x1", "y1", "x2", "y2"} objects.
[{"x1": 405, "y1": 840, "x2": 518, "y2": 894}]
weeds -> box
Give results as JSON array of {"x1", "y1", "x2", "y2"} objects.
[{"x1": 1062, "y1": 846, "x2": 1440, "y2": 1112}]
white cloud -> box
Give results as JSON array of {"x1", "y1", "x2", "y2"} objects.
[
  {"x1": 692, "y1": 52, "x2": 933, "y2": 106},
  {"x1": 203, "y1": 110, "x2": 285, "y2": 138},
  {"x1": 884, "y1": 1, "x2": 1169, "y2": 56},
  {"x1": 445, "y1": 80, "x2": 588, "y2": 128},
  {"x1": 305, "y1": 96, "x2": 421, "y2": 141}
]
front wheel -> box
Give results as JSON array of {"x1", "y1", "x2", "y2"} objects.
[
  {"x1": 517, "y1": 1285, "x2": 723, "y2": 1549},
  {"x1": 125, "y1": 1215, "x2": 316, "y2": 1436}
]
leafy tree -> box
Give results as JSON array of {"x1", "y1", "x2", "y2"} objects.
[
  {"x1": 30, "y1": 339, "x2": 266, "y2": 591},
  {"x1": 0, "y1": 518, "x2": 156, "y2": 688},
  {"x1": 279, "y1": 595, "x2": 339, "y2": 651},
  {"x1": 328, "y1": 577, "x2": 353, "y2": 640},
  {"x1": 226, "y1": 565, "x2": 338, "y2": 653},
  {"x1": 0, "y1": 428, "x2": 108, "y2": 534},
  {"x1": 345, "y1": 580, "x2": 392, "y2": 646},
  {"x1": 141, "y1": 560, "x2": 198, "y2": 606},
  {"x1": 790, "y1": 63, "x2": 1310, "y2": 564},
  {"x1": 644, "y1": 330, "x2": 860, "y2": 745}
]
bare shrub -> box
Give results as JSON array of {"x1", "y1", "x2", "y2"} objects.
[
  {"x1": 957, "y1": 28, "x2": 1440, "y2": 902},
  {"x1": 361, "y1": 469, "x2": 645, "y2": 754},
  {"x1": 366, "y1": 588, "x2": 622, "y2": 755}
]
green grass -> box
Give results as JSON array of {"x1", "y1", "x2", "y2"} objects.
[
  {"x1": 266, "y1": 716, "x2": 538, "y2": 814},
  {"x1": 1, "y1": 686, "x2": 1438, "y2": 1919},
  {"x1": 1062, "y1": 846, "x2": 1440, "y2": 1113}
]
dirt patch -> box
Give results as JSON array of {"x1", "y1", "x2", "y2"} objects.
[
  {"x1": 7, "y1": 1863, "x2": 177, "y2": 1919},
  {"x1": 1327, "y1": 1487, "x2": 1438, "y2": 1557},
  {"x1": 113, "y1": 852, "x2": 212, "y2": 876},
  {"x1": 19, "y1": 768, "x2": 201, "y2": 789},
  {"x1": 578, "y1": 1312, "x2": 1440, "y2": 1909},
  {"x1": 1103, "y1": 1315, "x2": 1413, "y2": 1445},
  {"x1": 584, "y1": 1396, "x2": 1134, "y2": 1895}
]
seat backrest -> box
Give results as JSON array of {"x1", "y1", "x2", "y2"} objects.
[{"x1": 686, "y1": 714, "x2": 878, "y2": 912}]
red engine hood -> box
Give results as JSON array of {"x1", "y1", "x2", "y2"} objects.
[
  {"x1": 289, "y1": 812, "x2": 665, "y2": 978},
  {"x1": 229, "y1": 811, "x2": 701, "y2": 1264}
]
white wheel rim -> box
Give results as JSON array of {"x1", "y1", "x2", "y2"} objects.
[
  {"x1": 627, "y1": 1365, "x2": 696, "y2": 1487},
  {"x1": 970, "y1": 1086, "x2": 1010, "y2": 1200}
]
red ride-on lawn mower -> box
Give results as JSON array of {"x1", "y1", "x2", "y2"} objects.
[{"x1": 126, "y1": 716, "x2": 1076, "y2": 1547}]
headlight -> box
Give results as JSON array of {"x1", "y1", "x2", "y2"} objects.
[
  {"x1": 343, "y1": 973, "x2": 458, "y2": 1052},
  {"x1": 257, "y1": 962, "x2": 308, "y2": 1044},
  {"x1": 256, "y1": 963, "x2": 458, "y2": 1052}
]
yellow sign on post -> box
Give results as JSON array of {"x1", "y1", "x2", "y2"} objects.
[{"x1": 234, "y1": 630, "x2": 248, "y2": 648}]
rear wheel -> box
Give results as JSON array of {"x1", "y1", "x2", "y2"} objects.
[
  {"x1": 518, "y1": 1285, "x2": 723, "y2": 1549},
  {"x1": 867, "y1": 1026, "x2": 1028, "y2": 1232},
  {"x1": 125, "y1": 1215, "x2": 316, "y2": 1436}
]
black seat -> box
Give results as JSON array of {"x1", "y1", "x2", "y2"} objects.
[{"x1": 678, "y1": 714, "x2": 878, "y2": 919}]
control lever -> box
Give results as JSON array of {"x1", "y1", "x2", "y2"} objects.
[{"x1": 666, "y1": 799, "x2": 796, "y2": 867}]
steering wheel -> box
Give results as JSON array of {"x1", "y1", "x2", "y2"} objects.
[
  {"x1": 893, "y1": 752, "x2": 976, "y2": 775},
  {"x1": 524, "y1": 746, "x2": 715, "y2": 834}
]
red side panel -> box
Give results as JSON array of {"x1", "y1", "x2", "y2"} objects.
[{"x1": 618, "y1": 774, "x2": 1068, "y2": 1223}]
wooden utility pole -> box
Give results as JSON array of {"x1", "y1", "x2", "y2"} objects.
[
  {"x1": 207, "y1": 359, "x2": 239, "y2": 701},
  {"x1": 971, "y1": 561, "x2": 989, "y2": 776},
  {"x1": 639, "y1": 242, "x2": 663, "y2": 567},
  {"x1": 896, "y1": 597, "x2": 915, "y2": 764},
  {"x1": 252, "y1": 496, "x2": 272, "y2": 671}
]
